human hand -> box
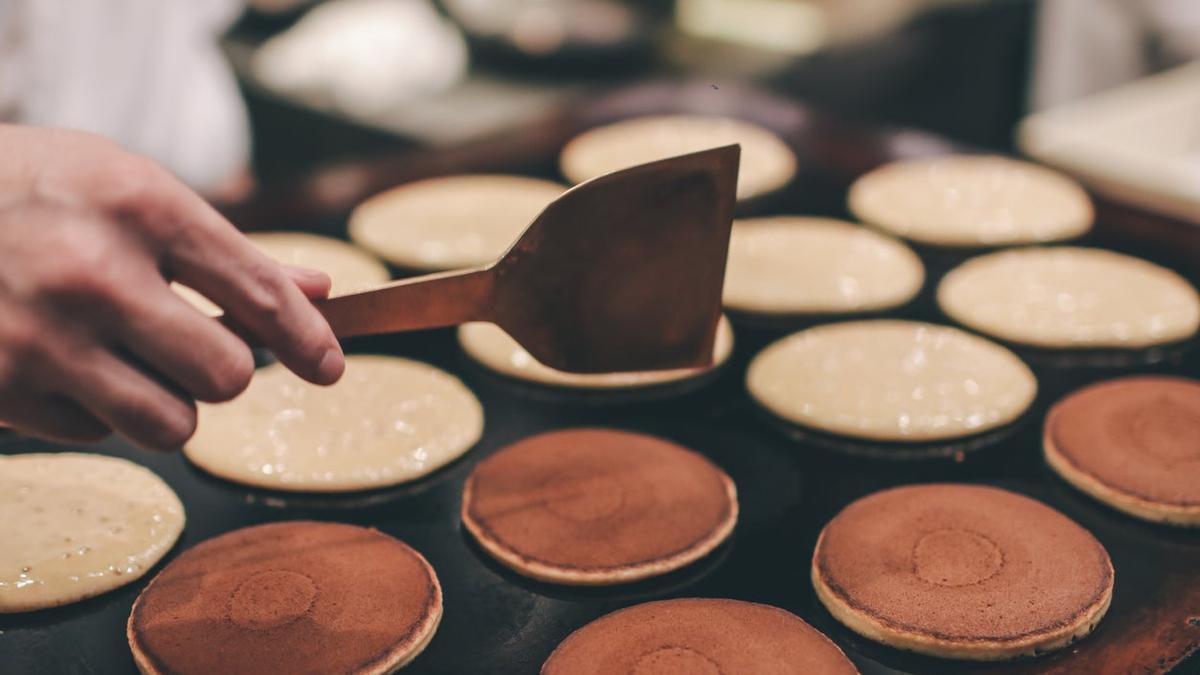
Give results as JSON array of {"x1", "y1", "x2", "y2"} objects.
[{"x1": 0, "y1": 125, "x2": 345, "y2": 449}]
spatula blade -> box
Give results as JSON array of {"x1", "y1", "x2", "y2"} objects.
[{"x1": 488, "y1": 144, "x2": 740, "y2": 374}]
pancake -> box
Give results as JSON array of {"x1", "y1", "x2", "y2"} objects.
[
  {"x1": 347, "y1": 174, "x2": 565, "y2": 271},
  {"x1": 813, "y1": 484, "x2": 1113, "y2": 661},
  {"x1": 723, "y1": 216, "x2": 923, "y2": 316},
  {"x1": 461, "y1": 429, "x2": 737, "y2": 585},
  {"x1": 848, "y1": 154, "x2": 1093, "y2": 247},
  {"x1": 0, "y1": 453, "x2": 184, "y2": 613},
  {"x1": 457, "y1": 316, "x2": 733, "y2": 391},
  {"x1": 938, "y1": 247, "x2": 1200, "y2": 349},
  {"x1": 127, "y1": 521, "x2": 441, "y2": 675},
  {"x1": 542, "y1": 598, "x2": 858, "y2": 674},
  {"x1": 559, "y1": 114, "x2": 796, "y2": 201},
  {"x1": 174, "y1": 231, "x2": 390, "y2": 315},
  {"x1": 1045, "y1": 376, "x2": 1200, "y2": 526},
  {"x1": 746, "y1": 320, "x2": 1036, "y2": 442},
  {"x1": 185, "y1": 355, "x2": 483, "y2": 492}
]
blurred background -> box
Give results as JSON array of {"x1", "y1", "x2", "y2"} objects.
[{"x1": 3, "y1": 0, "x2": 1197, "y2": 217}]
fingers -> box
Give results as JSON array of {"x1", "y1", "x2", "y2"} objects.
[
  {"x1": 101, "y1": 160, "x2": 343, "y2": 386},
  {"x1": 53, "y1": 349, "x2": 198, "y2": 451},
  {"x1": 116, "y1": 287, "x2": 255, "y2": 403},
  {"x1": 166, "y1": 227, "x2": 343, "y2": 385},
  {"x1": 284, "y1": 265, "x2": 333, "y2": 301},
  {"x1": 0, "y1": 393, "x2": 111, "y2": 445}
]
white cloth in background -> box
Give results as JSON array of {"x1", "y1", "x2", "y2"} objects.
[
  {"x1": 0, "y1": 0, "x2": 250, "y2": 194},
  {"x1": 1031, "y1": 0, "x2": 1200, "y2": 110}
]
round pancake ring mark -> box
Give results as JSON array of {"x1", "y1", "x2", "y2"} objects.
[
  {"x1": 912, "y1": 528, "x2": 1004, "y2": 588},
  {"x1": 539, "y1": 470, "x2": 628, "y2": 523},
  {"x1": 630, "y1": 645, "x2": 724, "y2": 675},
  {"x1": 226, "y1": 569, "x2": 319, "y2": 630},
  {"x1": 1116, "y1": 399, "x2": 1200, "y2": 468}
]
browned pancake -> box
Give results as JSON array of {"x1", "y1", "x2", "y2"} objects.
[
  {"x1": 127, "y1": 521, "x2": 441, "y2": 675},
  {"x1": 542, "y1": 598, "x2": 858, "y2": 674},
  {"x1": 1045, "y1": 376, "x2": 1200, "y2": 526},
  {"x1": 462, "y1": 428, "x2": 737, "y2": 585},
  {"x1": 812, "y1": 484, "x2": 1113, "y2": 661}
]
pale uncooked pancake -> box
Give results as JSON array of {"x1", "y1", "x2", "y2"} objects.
[
  {"x1": 747, "y1": 320, "x2": 1036, "y2": 442},
  {"x1": 0, "y1": 453, "x2": 185, "y2": 613},
  {"x1": 813, "y1": 484, "x2": 1113, "y2": 660},
  {"x1": 347, "y1": 174, "x2": 565, "y2": 271},
  {"x1": 185, "y1": 355, "x2": 483, "y2": 492},
  {"x1": 723, "y1": 216, "x2": 924, "y2": 316},
  {"x1": 848, "y1": 155, "x2": 1093, "y2": 246},
  {"x1": 458, "y1": 316, "x2": 734, "y2": 390},
  {"x1": 938, "y1": 247, "x2": 1200, "y2": 349},
  {"x1": 559, "y1": 115, "x2": 797, "y2": 201},
  {"x1": 173, "y1": 231, "x2": 390, "y2": 315}
]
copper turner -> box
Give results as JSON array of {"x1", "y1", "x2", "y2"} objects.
[{"x1": 314, "y1": 145, "x2": 739, "y2": 373}]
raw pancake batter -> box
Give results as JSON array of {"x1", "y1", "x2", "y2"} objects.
[
  {"x1": 348, "y1": 174, "x2": 565, "y2": 271},
  {"x1": 747, "y1": 320, "x2": 1036, "y2": 442},
  {"x1": 185, "y1": 355, "x2": 483, "y2": 492},
  {"x1": 559, "y1": 114, "x2": 796, "y2": 201},
  {"x1": 848, "y1": 154, "x2": 1093, "y2": 246},
  {"x1": 938, "y1": 246, "x2": 1200, "y2": 349},
  {"x1": 0, "y1": 453, "x2": 184, "y2": 613}
]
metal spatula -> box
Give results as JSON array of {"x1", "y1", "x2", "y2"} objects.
[{"x1": 315, "y1": 145, "x2": 739, "y2": 373}]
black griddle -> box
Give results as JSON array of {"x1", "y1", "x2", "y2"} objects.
[{"x1": 2, "y1": 81, "x2": 1198, "y2": 675}]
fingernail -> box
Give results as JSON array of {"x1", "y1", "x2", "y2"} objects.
[{"x1": 315, "y1": 345, "x2": 345, "y2": 384}]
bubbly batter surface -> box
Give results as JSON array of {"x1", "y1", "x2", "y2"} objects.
[
  {"x1": 848, "y1": 155, "x2": 1092, "y2": 246},
  {"x1": 186, "y1": 355, "x2": 483, "y2": 492},
  {"x1": 348, "y1": 174, "x2": 565, "y2": 271},
  {"x1": 0, "y1": 453, "x2": 184, "y2": 613},
  {"x1": 723, "y1": 217, "x2": 923, "y2": 315},
  {"x1": 559, "y1": 115, "x2": 796, "y2": 200},
  {"x1": 938, "y1": 247, "x2": 1200, "y2": 348},
  {"x1": 747, "y1": 320, "x2": 1036, "y2": 441}
]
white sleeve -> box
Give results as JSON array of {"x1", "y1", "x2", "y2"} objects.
[{"x1": 0, "y1": 0, "x2": 250, "y2": 194}]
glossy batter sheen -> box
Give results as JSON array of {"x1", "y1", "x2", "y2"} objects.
[
  {"x1": 462, "y1": 429, "x2": 737, "y2": 585},
  {"x1": 542, "y1": 598, "x2": 858, "y2": 674},
  {"x1": 813, "y1": 484, "x2": 1113, "y2": 660},
  {"x1": 348, "y1": 174, "x2": 565, "y2": 271},
  {"x1": 559, "y1": 114, "x2": 796, "y2": 201},
  {"x1": 938, "y1": 247, "x2": 1200, "y2": 349},
  {"x1": 0, "y1": 453, "x2": 185, "y2": 613},
  {"x1": 457, "y1": 316, "x2": 734, "y2": 390},
  {"x1": 723, "y1": 217, "x2": 924, "y2": 315},
  {"x1": 128, "y1": 521, "x2": 441, "y2": 675},
  {"x1": 1045, "y1": 376, "x2": 1200, "y2": 526},
  {"x1": 173, "y1": 231, "x2": 390, "y2": 315},
  {"x1": 848, "y1": 155, "x2": 1093, "y2": 246},
  {"x1": 185, "y1": 355, "x2": 483, "y2": 492},
  {"x1": 747, "y1": 320, "x2": 1036, "y2": 441}
]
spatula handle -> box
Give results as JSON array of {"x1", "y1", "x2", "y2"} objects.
[
  {"x1": 314, "y1": 267, "x2": 494, "y2": 338},
  {"x1": 224, "y1": 267, "x2": 494, "y2": 345}
]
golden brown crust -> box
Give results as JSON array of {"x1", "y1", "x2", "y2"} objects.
[
  {"x1": 461, "y1": 429, "x2": 737, "y2": 585},
  {"x1": 542, "y1": 598, "x2": 858, "y2": 674},
  {"x1": 811, "y1": 484, "x2": 1113, "y2": 661},
  {"x1": 127, "y1": 521, "x2": 441, "y2": 675},
  {"x1": 1044, "y1": 377, "x2": 1200, "y2": 526}
]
